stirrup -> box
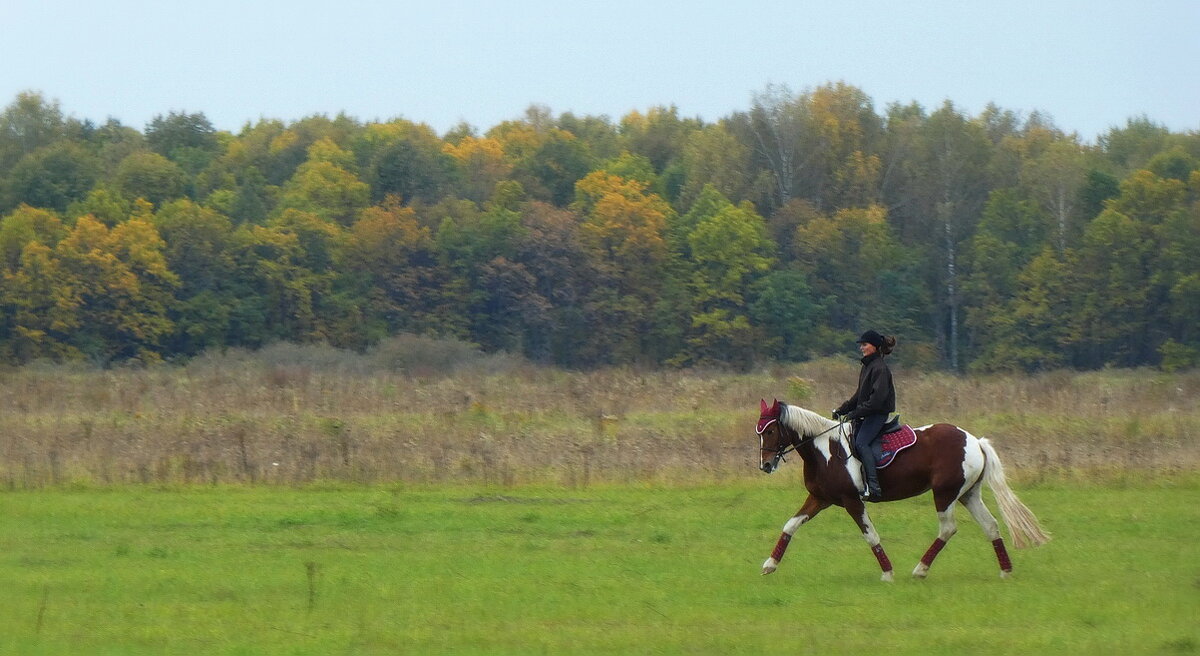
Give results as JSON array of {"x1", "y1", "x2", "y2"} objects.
[{"x1": 861, "y1": 483, "x2": 883, "y2": 502}]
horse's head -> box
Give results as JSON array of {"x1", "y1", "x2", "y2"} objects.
[{"x1": 757, "y1": 398, "x2": 796, "y2": 474}]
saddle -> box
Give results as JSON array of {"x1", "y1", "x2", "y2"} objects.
[
  {"x1": 877, "y1": 424, "x2": 917, "y2": 468},
  {"x1": 852, "y1": 415, "x2": 917, "y2": 469}
]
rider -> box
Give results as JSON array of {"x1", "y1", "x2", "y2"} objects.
[{"x1": 833, "y1": 330, "x2": 896, "y2": 502}]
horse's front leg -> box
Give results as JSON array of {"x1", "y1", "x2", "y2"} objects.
[
  {"x1": 762, "y1": 495, "x2": 829, "y2": 575},
  {"x1": 845, "y1": 499, "x2": 894, "y2": 582}
]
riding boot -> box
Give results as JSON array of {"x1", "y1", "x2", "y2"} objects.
[
  {"x1": 859, "y1": 447, "x2": 883, "y2": 501},
  {"x1": 854, "y1": 414, "x2": 887, "y2": 502}
]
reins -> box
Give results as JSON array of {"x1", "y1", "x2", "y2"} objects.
[{"x1": 762, "y1": 416, "x2": 848, "y2": 465}]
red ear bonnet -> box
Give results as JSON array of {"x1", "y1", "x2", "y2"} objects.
[{"x1": 756, "y1": 398, "x2": 780, "y2": 434}]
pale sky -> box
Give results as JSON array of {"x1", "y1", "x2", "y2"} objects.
[{"x1": 3, "y1": 0, "x2": 1197, "y2": 143}]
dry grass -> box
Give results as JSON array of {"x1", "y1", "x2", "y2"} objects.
[{"x1": 0, "y1": 347, "x2": 1195, "y2": 488}]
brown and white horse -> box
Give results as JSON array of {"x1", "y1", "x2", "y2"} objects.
[{"x1": 756, "y1": 399, "x2": 1049, "y2": 581}]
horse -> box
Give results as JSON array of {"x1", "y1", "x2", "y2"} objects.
[{"x1": 755, "y1": 399, "x2": 1049, "y2": 581}]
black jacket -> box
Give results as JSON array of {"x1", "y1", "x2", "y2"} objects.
[{"x1": 836, "y1": 353, "x2": 895, "y2": 420}]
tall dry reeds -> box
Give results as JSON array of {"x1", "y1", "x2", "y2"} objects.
[{"x1": 0, "y1": 344, "x2": 1195, "y2": 488}]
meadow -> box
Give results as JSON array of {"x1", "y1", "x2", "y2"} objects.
[
  {"x1": 0, "y1": 345, "x2": 1196, "y2": 653},
  {"x1": 0, "y1": 478, "x2": 1197, "y2": 655}
]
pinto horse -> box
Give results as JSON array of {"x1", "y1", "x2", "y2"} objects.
[{"x1": 756, "y1": 399, "x2": 1048, "y2": 581}]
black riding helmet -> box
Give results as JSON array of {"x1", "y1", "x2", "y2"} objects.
[{"x1": 855, "y1": 329, "x2": 885, "y2": 348}]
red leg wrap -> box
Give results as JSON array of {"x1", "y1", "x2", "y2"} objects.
[
  {"x1": 770, "y1": 533, "x2": 792, "y2": 562},
  {"x1": 871, "y1": 543, "x2": 892, "y2": 571},
  {"x1": 992, "y1": 538, "x2": 1012, "y2": 571},
  {"x1": 920, "y1": 538, "x2": 948, "y2": 567}
]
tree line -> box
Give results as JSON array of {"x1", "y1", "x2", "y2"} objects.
[{"x1": 0, "y1": 84, "x2": 1197, "y2": 371}]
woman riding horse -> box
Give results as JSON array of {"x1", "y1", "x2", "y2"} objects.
[{"x1": 834, "y1": 329, "x2": 896, "y2": 502}]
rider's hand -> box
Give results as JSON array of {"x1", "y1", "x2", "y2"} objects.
[{"x1": 831, "y1": 410, "x2": 841, "y2": 420}]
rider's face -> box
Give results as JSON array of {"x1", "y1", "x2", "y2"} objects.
[{"x1": 859, "y1": 342, "x2": 877, "y2": 357}]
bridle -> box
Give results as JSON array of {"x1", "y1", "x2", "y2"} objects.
[
  {"x1": 757, "y1": 418, "x2": 799, "y2": 468},
  {"x1": 758, "y1": 413, "x2": 848, "y2": 471}
]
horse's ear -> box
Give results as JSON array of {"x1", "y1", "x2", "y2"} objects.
[
  {"x1": 760, "y1": 399, "x2": 769, "y2": 414},
  {"x1": 771, "y1": 398, "x2": 781, "y2": 414}
]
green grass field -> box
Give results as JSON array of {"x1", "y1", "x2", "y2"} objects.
[{"x1": 1, "y1": 475, "x2": 1197, "y2": 655}]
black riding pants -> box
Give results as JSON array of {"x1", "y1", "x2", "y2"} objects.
[{"x1": 854, "y1": 413, "x2": 887, "y2": 484}]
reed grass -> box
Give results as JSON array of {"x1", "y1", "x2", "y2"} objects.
[{"x1": 0, "y1": 345, "x2": 1195, "y2": 488}]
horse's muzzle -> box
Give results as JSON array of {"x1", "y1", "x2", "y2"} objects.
[{"x1": 760, "y1": 461, "x2": 776, "y2": 474}]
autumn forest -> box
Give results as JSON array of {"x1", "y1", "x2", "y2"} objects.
[{"x1": 0, "y1": 84, "x2": 1197, "y2": 371}]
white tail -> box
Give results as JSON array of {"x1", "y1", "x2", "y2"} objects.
[{"x1": 979, "y1": 438, "x2": 1050, "y2": 548}]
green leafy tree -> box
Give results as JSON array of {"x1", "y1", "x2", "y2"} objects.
[
  {"x1": 0, "y1": 205, "x2": 66, "y2": 272},
  {"x1": 1099, "y1": 117, "x2": 1171, "y2": 172},
  {"x1": 153, "y1": 200, "x2": 240, "y2": 354},
  {"x1": 962, "y1": 189, "x2": 1048, "y2": 360},
  {"x1": 683, "y1": 200, "x2": 776, "y2": 365},
  {"x1": 227, "y1": 216, "x2": 356, "y2": 347},
  {"x1": 0, "y1": 91, "x2": 69, "y2": 173},
  {"x1": 792, "y1": 205, "x2": 930, "y2": 354},
  {"x1": 2, "y1": 141, "x2": 101, "y2": 212},
  {"x1": 146, "y1": 111, "x2": 219, "y2": 157},
  {"x1": 618, "y1": 105, "x2": 700, "y2": 173},
  {"x1": 1145, "y1": 145, "x2": 1199, "y2": 183},
  {"x1": 88, "y1": 118, "x2": 146, "y2": 172},
  {"x1": 115, "y1": 151, "x2": 187, "y2": 207},
  {"x1": 362, "y1": 122, "x2": 455, "y2": 205},
  {"x1": 749, "y1": 270, "x2": 823, "y2": 361},
  {"x1": 1156, "y1": 174, "x2": 1200, "y2": 351},
  {"x1": 556, "y1": 112, "x2": 622, "y2": 162},
  {"x1": 970, "y1": 248, "x2": 1071, "y2": 372},
  {"x1": 67, "y1": 187, "x2": 133, "y2": 226},
  {"x1": 1078, "y1": 169, "x2": 1121, "y2": 222},
  {"x1": 678, "y1": 124, "x2": 750, "y2": 211},
  {"x1": 1069, "y1": 209, "x2": 1155, "y2": 367},
  {"x1": 875, "y1": 101, "x2": 928, "y2": 241},
  {"x1": 145, "y1": 110, "x2": 221, "y2": 177},
  {"x1": 278, "y1": 139, "x2": 369, "y2": 226},
  {"x1": 1107, "y1": 169, "x2": 1186, "y2": 225},
  {"x1": 268, "y1": 208, "x2": 361, "y2": 345},
  {"x1": 520, "y1": 128, "x2": 594, "y2": 206},
  {"x1": 912, "y1": 101, "x2": 993, "y2": 369},
  {"x1": 1020, "y1": 138, "x2": 1087, "y2": 251}
]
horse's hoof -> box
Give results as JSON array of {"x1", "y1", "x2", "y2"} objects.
[
  {"x1": 880, "y1": 570, "x2": 894, "y2": 582},
  {"x1": 912, "y1": 564, "x2": 929, "y2": 579},
  {"x1": 1000, "y1": 569, "x2": 1012, "y2": 579},
  {"x1": 762, "y1": 558, "x2": 778, "y2": 575}
]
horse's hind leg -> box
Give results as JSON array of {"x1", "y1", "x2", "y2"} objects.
[
  {"x1": 912, "y1": 490, "x2": 960, "y2": 579},
  {"x1": 959, "y1": 485, "x2": 1013, "y2": 578}
]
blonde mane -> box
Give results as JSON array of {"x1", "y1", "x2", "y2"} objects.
[{"x1": 780, "y1": 404, "x2": 841, "y2": 440}]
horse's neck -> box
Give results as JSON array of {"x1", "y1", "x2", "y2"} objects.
[
  {"x1": 781, "y1": 406, "x2": 842, "y2": 468},
  {"x1": 796, "y1": 432, "x2": 844, "y2": 471}
]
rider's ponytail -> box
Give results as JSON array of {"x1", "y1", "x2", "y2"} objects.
[{"x1": 880, "y1": 335, "x2": 896, "y2": 356}]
